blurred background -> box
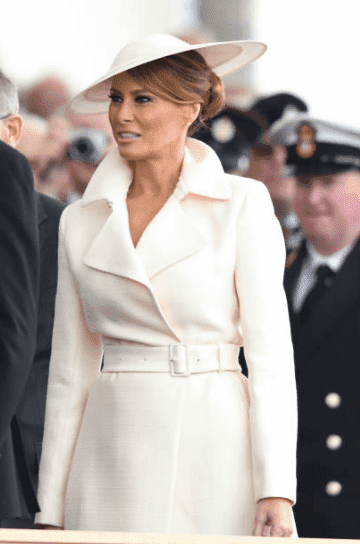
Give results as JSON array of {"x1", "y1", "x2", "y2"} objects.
[{"x1": 1, "y1": 0, "x2": 359, "y2": 126}]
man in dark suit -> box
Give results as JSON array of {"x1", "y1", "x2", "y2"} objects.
[
  {"x1": 0, "y1": 139, "x2": 40, "y2": 522},
  {"x1": 0, "y1": 70, "x2": 65, "y2": 528},
  {"x1": 271, "y1": 113, "x2": 360, "y2": 539},
  {"x1": 12, "y1": 192, "x2": 65, "y2": 524}
]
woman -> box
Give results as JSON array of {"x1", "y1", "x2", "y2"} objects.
[{"x1": 35, "y1": 34, "x2": 297, "y2": 536}]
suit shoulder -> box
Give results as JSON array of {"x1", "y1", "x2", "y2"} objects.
[{"x1": 0, "y1": 139, "x2": 32, "y2": 175}]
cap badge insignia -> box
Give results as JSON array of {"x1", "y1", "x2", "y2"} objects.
[
  {"x1": 211, "y1": 116, "x2": 236, "y2": 143},
  {"x1": 296, "y1": 122, "x2": 316, "y2": 158}
]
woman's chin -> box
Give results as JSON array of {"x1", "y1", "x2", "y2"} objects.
[{"x1": 117, "y1": 145, "x2": 144, "y2": 162}]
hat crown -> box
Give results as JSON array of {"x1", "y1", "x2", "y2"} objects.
[
  {"x1": 109, "y1": 34, "x2": 192, "y2": 73},
  {"x1": 71, "y1": 34, "x2": 267, "y2": 114}
]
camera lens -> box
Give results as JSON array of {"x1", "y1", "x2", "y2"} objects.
[
  {"x1": 68, "y1": 128, "x2": 109, "y2": 165},
  {"x1": 69, "y1": 137, "x2": 97, "y2": 163}
]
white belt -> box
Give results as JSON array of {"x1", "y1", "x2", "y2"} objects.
[{"x1": 102, "y1": 343, "x2": 240, "y2": 377}]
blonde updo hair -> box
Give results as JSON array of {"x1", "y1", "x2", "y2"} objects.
[{"x1": 126, "y1": 50, "x2": 226, "y2": 135}]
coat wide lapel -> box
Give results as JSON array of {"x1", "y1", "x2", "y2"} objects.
[
  {"x1": 83, "y1": 199, "x2": 152, "y2": 289},
  {"x1": 135, "y1": 195, "x2": 208, "y2": 279},
  {"x1": 81, "y1": 138, "x2": 227, "y2": 286}
]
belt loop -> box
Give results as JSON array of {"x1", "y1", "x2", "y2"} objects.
[{"x1": 169, "y1": 344, "x2": 190, "y2": 377}]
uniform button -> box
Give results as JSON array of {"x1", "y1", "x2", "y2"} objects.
[
  {"x1": 326, "y1": 434, "x2": 342, "y2": 450},
  {"x1": 325, "y1": 481, "x2": 342, "y2": 496},
  {"x1": 325, "y1": 392, "x2": 341, "y2": 408}
]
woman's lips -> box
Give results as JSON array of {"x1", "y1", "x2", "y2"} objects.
[{"x1": 118, "y1": 132, "x2": 140, "y2": 140}]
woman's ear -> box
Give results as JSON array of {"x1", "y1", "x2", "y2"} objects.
[{"x1": 184, "y1": 103, "x2": 201, "y2": 127}]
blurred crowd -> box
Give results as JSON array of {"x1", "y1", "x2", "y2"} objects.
[
  {"x1": 1, "y1": 28, "x2": 360, "y2": 539},
  {"x1": 16, "y1": 76, "x2": 115, "y2": 203}
]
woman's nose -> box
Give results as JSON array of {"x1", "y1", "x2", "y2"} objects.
[{"x1": 116, "y1": 100, "x2": 134, "y2": 122}]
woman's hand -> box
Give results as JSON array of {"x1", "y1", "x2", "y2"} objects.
[
  {"x1": 253, "y1": 497, "x2": 294, "y2": 537},
  {"x1": 35, "y1": 524, "x2": 64, "y2": 530}
]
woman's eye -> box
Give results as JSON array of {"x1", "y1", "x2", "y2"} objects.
[
  {"x1": 109, "y1": 93, "x2": 122, "y2": 103},
  {"x1": 135, "y1": 95, "x2": 151, "y2": 104}
]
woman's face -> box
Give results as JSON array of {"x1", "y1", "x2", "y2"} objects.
[{"x1": 108, "y1": 72, "x2": 199, "y2": 162}]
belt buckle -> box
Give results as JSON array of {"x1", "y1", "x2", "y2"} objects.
[{"x1": 169, "y1": 345, "x2": 190, "y2": 377}]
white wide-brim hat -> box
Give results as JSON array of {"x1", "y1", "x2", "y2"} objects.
[{"x1": 71, "y1": 33, "x2": 267, "y2": 114}]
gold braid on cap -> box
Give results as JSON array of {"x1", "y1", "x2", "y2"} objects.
[{"x1": 296, "y1": 122, "x2": 316, "y2": 159}]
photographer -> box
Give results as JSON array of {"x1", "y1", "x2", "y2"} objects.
[{"x1": 18, "y1": 108, "x2": 115, "y2": 203}]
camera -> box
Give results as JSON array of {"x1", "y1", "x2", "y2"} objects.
[{"x1": 68, "y1": 128, "x2": 110, "y2": 165}]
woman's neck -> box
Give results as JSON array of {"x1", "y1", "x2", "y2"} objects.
[{"x1": 128, "y1": 148, "x2": 185, "y2": 199}]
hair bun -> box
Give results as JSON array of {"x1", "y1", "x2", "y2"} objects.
[{"x1": 202, "y1": 71, "x2": 226, "y2": 121}]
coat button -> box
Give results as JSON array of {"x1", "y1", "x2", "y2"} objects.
[
  {"x1": 326, "y1": 434, "x2": 342, "y2": 450},
  {"x1": 325, "y1": 481, "x2": 342, "y2": 496},
  {"x1": 325, "y1": 392, "x2": 341, "y2": 408}
]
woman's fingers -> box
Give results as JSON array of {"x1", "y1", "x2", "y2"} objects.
[
  {"x1": 253, "y1": 497, "x2": 294, "y2": 537},
  {"x1": 253, "y1": 513, "x2": 270, "y2": 536}
]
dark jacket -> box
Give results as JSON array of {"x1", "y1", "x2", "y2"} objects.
[
  {"x1": 0, "y1": 141, "x2": 40, "y2": 517},
  {"x1": 284, "y1": 238, "x2": 360, "y2": 538},
  {"x1": 14, "y1": 192, "x2": 65, "y2": 498}
]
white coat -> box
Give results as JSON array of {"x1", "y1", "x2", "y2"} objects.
[{"x1": 35, "y1": 138, "x2": 297, "y2": 534}]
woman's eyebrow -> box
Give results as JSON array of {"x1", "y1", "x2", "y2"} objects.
[
  {"x1": 110, "y1": 87, "x2": 150, "y2": 96},
  {"x1": 110, "y1": 87, "x2": 121, "y2": 95}
]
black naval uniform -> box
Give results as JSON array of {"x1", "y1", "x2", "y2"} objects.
[{"x1": 285, "y1": 238, "x2": 360, "y2": 539}]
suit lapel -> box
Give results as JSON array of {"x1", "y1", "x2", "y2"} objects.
[
  {"x1": 35, "y1": 191, "x2": 48, "y2": 250},
  {"x1": 284, "y1": 242, "x2": 307, "y2": 342}
]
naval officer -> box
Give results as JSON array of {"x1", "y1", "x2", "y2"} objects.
[{"x1": 271, "y1": 113, "x2": 360, "y2": 539}]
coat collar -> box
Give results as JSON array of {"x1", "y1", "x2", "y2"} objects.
[
  {"x1": 81, "y1": 137, "x2": 231, "y2": 207},
  {"x1": 81, "y1": 138, "x2": 231, "y2": 287}
]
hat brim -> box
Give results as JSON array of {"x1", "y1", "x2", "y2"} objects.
[{"x1": 71, "y1": 35, "x2": 267, "y2": 114}]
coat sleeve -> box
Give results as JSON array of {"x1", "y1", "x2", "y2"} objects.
[
  {"x1": 0, "y1": 143, "x2": 39, "y2": 448},
  {"x1": 35, "y1": 208, "x2": 103, "y2": 527},
  {"x1": 235, "y1": 180, "x2": 297, "y2": 504}
]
